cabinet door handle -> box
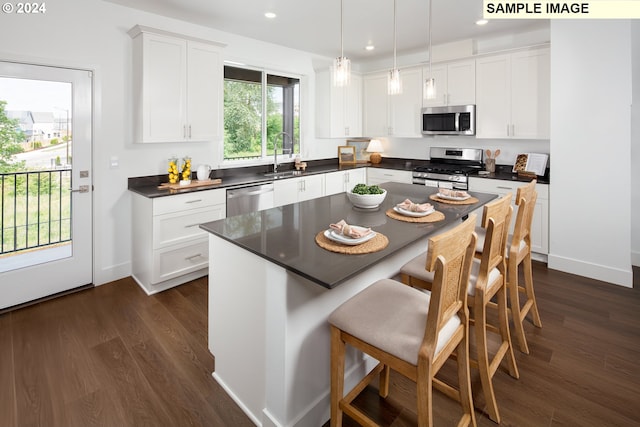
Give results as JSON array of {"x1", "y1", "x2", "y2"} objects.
[
  {"x1": 496, "y1": 186, "x2": 514, "y2": 190},
  {"x1": 183, "y1": 125, "x2": 187, "y2": 139},
  {"x1": 185, "y1": 253, "x2": 203, "y2": 261},
  {"x1": 185, "y1": 223, "x2": 201, "y2": 228},
  {"x1": 189, "y1": 125, "x2": 192, "y2": 138},
  {"x1": 506, "y1": 124, "x2": 510, "y2": 136},
  {"x1": 185, "y1": 199, "x2": 202, "y2": 204}
]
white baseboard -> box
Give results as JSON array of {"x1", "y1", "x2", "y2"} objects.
[
  {"x1": 94, "y1": 261, "x2": 130, "y2": 285},
  {"x1": 632, "y1": 250, "x2": 640, "y2": 267},
  {"x1": 548, "y1": 254, "x2": 633, "y2": 288}
]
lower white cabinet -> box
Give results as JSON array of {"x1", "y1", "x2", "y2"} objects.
[
  {"x1": 325, "y1": 168, "x2": 367, "y2": 195},
  {"x1": 132, "y1": 189, "x2": 226, "y2": 294},
  {"x1": 367, "y1": 168, "x2": 413, "y2": 185},
  {"x1": 273, "y1": 174, "x2": 325, "y2": 207},
  {"x1": 468, "y1": 177, "x2": 549, "y2": 257}
]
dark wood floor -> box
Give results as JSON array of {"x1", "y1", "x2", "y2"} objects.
[{"x1": 1, "y1": 264, "x2": 639, "y2": 426}]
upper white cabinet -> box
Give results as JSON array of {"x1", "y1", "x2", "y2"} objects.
[
  {"x1": 315, "y1": 70, "x2": 362, "y2": 138},
  {"x1": 422, "y1": 59, "x2": 476, "y2": 108},
  {"x1": 363, "y1": 66, "x2": 423, "y2": 138},
  {"x1": 129, "y1": 25, "x2": 225, "y2": 144},
  {"x1": 476, "y1": 47, "x2": 550, "y2": 139}
]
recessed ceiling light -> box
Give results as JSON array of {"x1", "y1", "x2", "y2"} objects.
[
  {"x1": 365, "y1": 45, "x2": 375, "y2": 51},
  {"x1": 265, "y1": 12, "x2": 276, "y2": 19},
  {"x1": 476, "y1": 19, "x2": 488, "y2": 26}
]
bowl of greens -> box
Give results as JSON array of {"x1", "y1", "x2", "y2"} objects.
[{"x1": 347, "y1": 183, "x2": 387, "y2": 209}]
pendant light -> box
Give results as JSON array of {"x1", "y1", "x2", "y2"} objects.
[
  {"x1": 388, "y1": 0, "x2": 402, "y2": 95},
  {"x1": 424, "y1": 0, "x2": 436, "y2": 100},
  {"x1": 332, "y1": 0, "x2": 351, "y2": 87}
]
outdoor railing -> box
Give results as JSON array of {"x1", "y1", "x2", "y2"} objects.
[{"x1": 0, "y1": 169, "x2": 72, "y2": 255}]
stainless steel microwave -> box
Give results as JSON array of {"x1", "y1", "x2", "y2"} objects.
[{"x1": 421, "y1": 104, "x2": 476, "y2": 136}]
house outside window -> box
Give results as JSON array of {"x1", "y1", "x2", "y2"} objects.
[{"x1": 223, "y1": 66, "x2": 300, "y2": 162}]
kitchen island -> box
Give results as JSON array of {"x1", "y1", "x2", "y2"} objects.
[{"x1": 200, "y1": 182, "x2": 496, "y2": 427}]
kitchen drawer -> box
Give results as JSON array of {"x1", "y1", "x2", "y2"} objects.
[
  {"x1": 151, "y1": 238, "x2": 209, "y2": 284},
  {"x1": 367, "y1": 168, "x2": 412, "y2": 185},
  {"x1": 153, "y1": 189, "x2": 225, "y2": 215},
  {"x1": 153, "y1": 205, "x2": 225, "y2": 249}
]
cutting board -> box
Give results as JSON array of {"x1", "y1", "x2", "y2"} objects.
[{"x1": 158, "y1": 178, "x2": 222, "y2": 190}]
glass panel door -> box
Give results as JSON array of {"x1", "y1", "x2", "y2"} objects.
[{"x1": 0, "y1": 61, "x2": 92, "y2": 309}]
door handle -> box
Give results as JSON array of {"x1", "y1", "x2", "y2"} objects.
[{"x1": 69, "y1": 185, "x2": 90, "y2": 193}]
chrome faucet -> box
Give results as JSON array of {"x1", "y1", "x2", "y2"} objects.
[{"x1": 274, "y1": 131, "x2": 292, "y2": 174}]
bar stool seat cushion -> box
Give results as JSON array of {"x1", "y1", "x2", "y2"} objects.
[{"x1": 328, "y1": 278, "x2": 460, "y2": 366}]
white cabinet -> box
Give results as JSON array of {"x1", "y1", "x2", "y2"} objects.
[
  {"x1": 273, "y1": 175, "x2": 325, "y2": 207},
  {"x1": 367, "y1": 168, "x2": 413, "y2": 185},
  {"x1": 422, "y1": 59, "x2": 476, "y2": 107},
  {"x1": 363, "y1": 66, "x2": 423, "y2": 137},
  {"x1": 129, "y1": 25, "x2": 224, "y2": 143},
  {"x1": 325, "y1": 168, "x2": 367, "y2": 195},
  {"x1": 315, "y1": 70, "x2": 362, "y2": 138},
  {"x1": 476, "y1": 47, "x2": 549, "y2": 139},
  {"x1": 131, "y1": 189, "x2": 226, "y2": 294},
  {"x1": 469, "y1": 178, "x2": 549, "y2": 257}
]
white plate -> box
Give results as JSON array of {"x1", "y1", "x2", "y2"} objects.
[
  {"x1": 324, "y1": 228, "x2": 376, "y2": 245},
  {"x1": 393, "y1": 206, "x2": 435, "y2": 217},
  {"x1": 437, "y1": 192, "x2": 471, "y2": 201}
]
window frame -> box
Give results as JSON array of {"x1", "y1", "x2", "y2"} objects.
[{"x1": 221, "y1": 64, "x2": 302, "y2": 167}]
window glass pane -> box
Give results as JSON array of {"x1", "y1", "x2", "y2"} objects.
[
  {"x1": 224, "y1": 67, "x2": 262, "y2": 160},
  {"x1": 267, "y1": 74, "x2": 300, "y2": 157},
  {"x1": 223, "y1": 67, "x2": 300, "y2": 162}
]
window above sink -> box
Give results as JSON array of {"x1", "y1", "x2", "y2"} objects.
[{"x1": 223, "y1": 65, "x2": 301, "y2": 165}]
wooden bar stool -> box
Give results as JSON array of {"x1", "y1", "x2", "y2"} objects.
[
  {"x1": 399, "y1": 195, "x2": 519, "y2": 423},
  {"x1": 328, "y1": 215, "x2": 478, "y2": 427},
  {"x1": 473, "y1": 180, "x2": 542, "y2": 354},
  {"x1": 506, "y1": 180, "x2": 542, "y2": 354}
]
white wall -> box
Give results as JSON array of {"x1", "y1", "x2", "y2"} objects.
[
  {"x1": 632, "y1": 21, "x2": 640, "y2": 267},
  {"x1": 0, "y1": 0, "x2": 337, "y2": 285},
  {"x1": 549, "y1": 21, "x2": 633, "y2": 287}
]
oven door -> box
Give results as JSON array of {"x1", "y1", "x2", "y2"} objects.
[{"x1": 412, "y1": 177, "x2": 467, "y2": 190}]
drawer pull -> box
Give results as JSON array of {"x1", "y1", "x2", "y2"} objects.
[
  {"x1": 496, "y1": 186, "x2": 513, "y2": 190},
  {"x1": 185, "y1": 223, "x2": 201, "y2": 228},
  {"x1": 185, "y1": 199, "x2": 203, "y2": 204},
  {"x1": 185, "y1": 253, "x2": 203, "y2": 261}
]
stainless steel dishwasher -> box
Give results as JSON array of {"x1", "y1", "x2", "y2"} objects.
[{"x1": 226, "y1": 183, "x2": 275, "y2": 217}]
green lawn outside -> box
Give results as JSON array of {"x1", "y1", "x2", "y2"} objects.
[{"x1": 1, "y1": 171, "x2": 71, "y2": 254}]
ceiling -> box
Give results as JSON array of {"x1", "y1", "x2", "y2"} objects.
[{"x1": 106, "y1": 0, "x2": 548, "y2": 61}]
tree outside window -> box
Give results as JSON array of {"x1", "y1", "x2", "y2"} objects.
[{"x1": 224, "y1": 66, "x2": 300, "y2": 162}]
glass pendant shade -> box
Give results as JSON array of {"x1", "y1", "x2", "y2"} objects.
[
  {"x1": 332, "y1": 0, "x2": 351, "y2": 87},
  {"x1": 424, "y1": 77, "x2": 436, "y2": 100},
  {"x1": 332, "y1": 56, "x2": 351, "y2": 87},
  {"x1": 388, "y1": 69, "x2": 402, "y2": 95}
]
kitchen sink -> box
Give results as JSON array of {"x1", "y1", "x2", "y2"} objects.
[{"x1": 263, "y1": 171, "x2": 300, "y2": 179}]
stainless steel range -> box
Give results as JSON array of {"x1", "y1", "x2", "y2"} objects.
[{"x1": 412, "y1": 147, "x2": 483, "y2": 190}]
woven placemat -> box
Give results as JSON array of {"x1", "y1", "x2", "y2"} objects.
[
  {"x1": 315, "y1": 231, "x2": 389, "y2": 254},
  {"x1": 385, "y1": 208, "x2": 445, "y2": 223},
  {"x1": 429, "y1": 194, "x2": 479, "y2": 205}
]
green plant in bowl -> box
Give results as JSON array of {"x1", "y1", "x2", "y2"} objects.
[{"x1": 347, "y1": 184, "x2": 387, "y2": 209}]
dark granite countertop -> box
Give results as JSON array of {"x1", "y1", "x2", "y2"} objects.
[
  {"x1": 471, "y1": 164, "x2": 550, "y2": 185},
  {"x1": 127, "y1": 157, "x2": 420, "y2": 198},
  {"x1": 199, "y1": 182, "x2": 497, "y2": 289},
  {"x1": 128, "y1": 158, "x2": 549, "y2": 198}
]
